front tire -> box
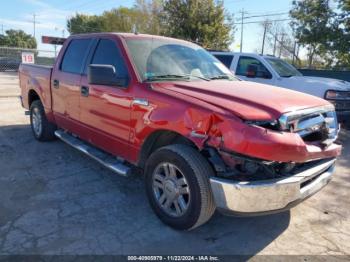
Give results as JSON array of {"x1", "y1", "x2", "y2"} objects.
[
  {"x1": 30, "y1": 100, "x2": 56, "y2": 141},
  {"x1": 145, "y1": 144, "x2": 216, "y2": 230}
]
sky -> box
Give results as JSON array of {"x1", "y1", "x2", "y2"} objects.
[{"x1": 0, "y1": 0, "x2": 294, "y2": 54}]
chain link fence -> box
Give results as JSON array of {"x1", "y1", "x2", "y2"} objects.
[{"x1": 0, "y1": 46, "x2": 56, "y2": 72}]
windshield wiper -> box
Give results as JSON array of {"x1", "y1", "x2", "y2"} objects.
[
  {"x1": 145, "y1": 74, "x2": 189, "y2": 81},
  {"x1": 209, "y1": 74, "x2": 233, "y2": 80},
  {"x1": 145, "y1": 74, "x2": 209, "y2": 82},
  {"x1": 188, "y1": 74, "x2": 210, "y2": 81}
]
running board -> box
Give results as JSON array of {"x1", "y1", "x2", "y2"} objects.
[{"x1": 54, "y1": 130, "x2": 131, "y2": 177}]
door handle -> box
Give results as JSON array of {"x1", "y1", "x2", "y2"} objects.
[
  {"x1": 53, "y1": 79, "x2": 59, "y2": 89},
  {"x1": 132, "y1": 98, "x2": 149, "y2": 106},
  {"x1": 81, "y1": 86, "x2": 89, "y2": 97}
]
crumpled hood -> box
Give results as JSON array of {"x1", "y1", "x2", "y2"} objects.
[{"x1": 151, "y1": 80, "x2": 330, "y2": 120}]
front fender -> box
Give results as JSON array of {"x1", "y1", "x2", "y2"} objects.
[{"x1": 129, "y1": 96, "x2": 226, "y2": 163}]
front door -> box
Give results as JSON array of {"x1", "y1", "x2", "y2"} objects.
[{"x1": 79, "y1": 38, "x2": 132, "y2": 159}]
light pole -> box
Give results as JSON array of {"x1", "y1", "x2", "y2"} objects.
[
  {"x1": 261, "y1": 21, "x2": 269, "y2": 55},
  {"x1": 240, "y1": 9, "x2": 245, "y2": 53},
  {"x1": 33, "y1": 14, "x2": 36, "y2": 38}
]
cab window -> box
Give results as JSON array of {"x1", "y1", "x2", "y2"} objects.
[
  {"x1": 236, "y1": 56, "x2": 272, "y2": 79},
  {"x1": 60, "y1": 39, "x2": 92, "y2": 74},
  {"x1": 90, "y1": 39, "x2": 129, "y2": 79},
  {"x1": 213, "y1": 54, "x2": 234, "y2": 69}
]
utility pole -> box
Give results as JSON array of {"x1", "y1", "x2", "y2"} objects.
[
  {"x1": 273, "y1": 30, "x2": 278, "y2": 56},
  {"x1": 261, "y1": 21, "x2": 269, "y2": 55},
  {"x1": 296, "y1": 44, "x2": 300, "y2": 61},
  {"x1": 292, "y1": 41, "x2": 297, "y2": 65},
  {"x1": 1, "y1": 24, "x2": 3, "y2": 35},
  {"x1": 279, "y1": 33, "x2": 286, "y2": 58},
  {"x1": 239, "y1": 9, "x2": 245, "y2": 53},
  {"x1": 33, "y1": 14, "x2": 36, "y2": 38}
]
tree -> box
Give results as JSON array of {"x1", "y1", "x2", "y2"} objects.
[
  {"x1": 67, "y1": 14, "x2": 105, "y2": 34},
  {"x1": 133, "y1": 0, "x2": 164, "y2": 34},
  {"x1": 101, "y1": 4, "x2": 162, "y2": 34},
  {"x1": 290, "y1": 0, "x2": 335, "y2": 68},
  {"x1": 339, "y1": 0, "x2": 350, "y2": 29},
  {"x1": 333, "y1": 0, "x2": 350, "y2": 68},
  {"x1": 260, "y1": 20, "x2": 297, "y2": 62},
  {"x1": 0, "y1": 30, "x2": 37, "y2": 49},
  {"x1": 67, "y1": 1, "x2": 163, "y2": 35},
  {"x1": 161, "y1": 0, "x2": 234, "y2": 49},
  {"x1": 100, "y1": 7, "x2": 136, "y2": 32},
  {"x1": 66, "y1": 0, "x2": 233, "y2": 50},
  {"x1": 0, "y1": 35, "x2": 6, "y2": 46}
]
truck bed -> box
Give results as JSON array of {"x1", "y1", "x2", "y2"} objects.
[{"x1": 19, "y1": 63, "x2": 53, "y2": 111}]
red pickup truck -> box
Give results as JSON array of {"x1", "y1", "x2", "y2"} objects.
[{"x1": 19, "y1": 33, "x2": 342, "y2": 230}]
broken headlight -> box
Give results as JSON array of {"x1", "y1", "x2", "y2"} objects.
[{"x1": 245, "y1": 120, "x2": 279, "y2": 130}]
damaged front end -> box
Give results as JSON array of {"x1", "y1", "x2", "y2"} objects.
[
  {"x1": 186, "y1": 105, "x2": 342, "y2": 215},
  {"x1": 203, "y1": 145, "x2": 337, "y2": 215},
  {"x1": 209, "y1": 148, "x2": 299, "y2": 181},
  {"x1": 209, "y1": 157, "x2": 335, "y2": 215}
]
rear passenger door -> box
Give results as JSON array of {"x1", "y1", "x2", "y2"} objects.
[{"x1": 52, "y1": 38, "x2": 94, "y2": 131}]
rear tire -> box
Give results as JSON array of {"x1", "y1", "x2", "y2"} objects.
[
  {"x1": 145, "y1": 144, "x2": 216, "y2": 230},
  {"x1": 30, "y1": 100, "x2": 56, "y2": 141}
]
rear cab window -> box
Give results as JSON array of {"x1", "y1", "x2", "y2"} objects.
[
  {"x1": 213, "y1": 54, "x2": 234, "y2": 69},
  {"x1": 60, "y1": 39, "x2": 93, "y2": 74}
]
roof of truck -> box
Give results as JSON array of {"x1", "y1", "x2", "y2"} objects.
[
  {"x1": 69, "y1": 32, "x2": 194, "y2": 45},
  {"x1": 209, "y1": 51, "x2": 278, "y2": 60}
]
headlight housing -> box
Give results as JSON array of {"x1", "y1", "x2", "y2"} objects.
[
  {"x1": 325, "y1": 90, "x2": 350, "y2": 100},
  {"x1": 245, "y1": 120, "x2": 279, "y2": 130}
]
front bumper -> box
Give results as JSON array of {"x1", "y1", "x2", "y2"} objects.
[{"x1": 210, "y1": 158, "x2": 335, "y2": 215}]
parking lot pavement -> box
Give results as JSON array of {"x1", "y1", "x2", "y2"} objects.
[
  {"x1": 0, "y1": 72, "x2": 19, "y2": 98},
  {"x1": 0, "y1": 72, "x2": 349, "y2": 256}
]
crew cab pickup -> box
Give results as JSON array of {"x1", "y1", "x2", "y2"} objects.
[
  {"x1": 211, "y1": 51, "x2": 350, "y2": 125},
  {"x1": 19, "y1": 33, "x2": 342, "y2": 230}
]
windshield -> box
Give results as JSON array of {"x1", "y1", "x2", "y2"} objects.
[
  {"x1": 125, "y1": 37, "x2": 235, "y2": 82},
  {"x1": 265, "y1": 57, "x2": 302, "y2": 77}
]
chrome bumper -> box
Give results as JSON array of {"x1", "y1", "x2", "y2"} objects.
[{"x1": 210, "y1": 159, "x2": 335, "y2": 215}]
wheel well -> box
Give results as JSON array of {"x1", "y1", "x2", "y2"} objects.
[
  {"x1": 138, "y1": 130, "x2": 197, "y2": 169},
  {"x1": 28, "y1": 90, "x2": 40, "y2": 107}
]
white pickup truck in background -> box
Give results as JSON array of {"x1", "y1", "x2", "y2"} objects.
[{"x1": 211, "y1": 51, "x2": 350, "y2": 125}]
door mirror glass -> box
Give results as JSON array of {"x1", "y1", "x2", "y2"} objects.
[
  {"x1": 88, "y1": 64, "x2": 129, "y2": 87},
  {"x1": 246, "y1": 64, "x2": 257, "y2": 78}
]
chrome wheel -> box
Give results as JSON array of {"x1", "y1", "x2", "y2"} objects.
[
  {"x1": 152, "y1": 162, "x2": 191, "y2": 217},
  {"x1": 32, "y1": 107, "x2": 42, "y2": 137}
]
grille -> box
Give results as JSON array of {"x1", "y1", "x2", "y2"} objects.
[
  {"x1": 279, "y1": 105, "x2": 339, "y2": 146},
  {"x1": 331, "y1": 100, "x2": 350, "y2": 111}
]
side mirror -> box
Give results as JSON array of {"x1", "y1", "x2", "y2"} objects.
[
  {"x1": 262, "y1": 71, "x2": 272, "y2": 79},
  {"x1": 246, "y1": 64, "x2": 258, "y2": 78},
  {"x1": 88, "y1": 64, "x2": 128, "y2": 87}
]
